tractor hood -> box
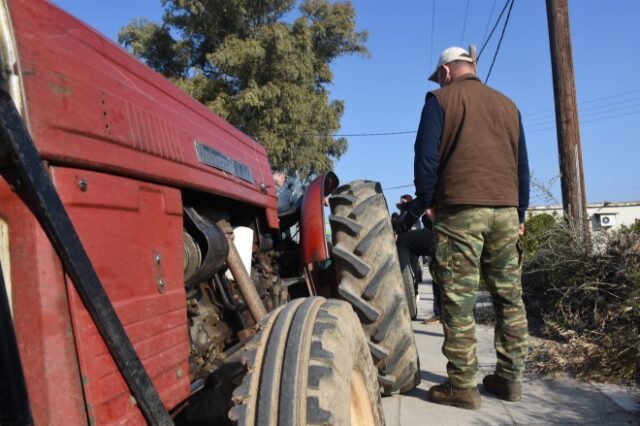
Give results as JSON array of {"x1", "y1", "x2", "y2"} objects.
[{"x1": 0, "y1": 0, "x2": 278, "y2": 228}]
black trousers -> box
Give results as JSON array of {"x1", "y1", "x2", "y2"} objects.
[{"x1": 396, "y1": 228, "x2": 441, "y2": 316}]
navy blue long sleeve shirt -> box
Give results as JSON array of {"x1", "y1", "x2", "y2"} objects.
[{"x1": 413, "y1": 93, "x2": 530, "y2": 223}]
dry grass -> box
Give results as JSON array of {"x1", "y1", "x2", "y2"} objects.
[{"x1": 522, "y1": 222, "x2": 640, "y2": 385}]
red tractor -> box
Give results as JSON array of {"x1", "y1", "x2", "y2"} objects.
[{"x1": 0, "y1": 1, "x2": 419, "y2": 424}]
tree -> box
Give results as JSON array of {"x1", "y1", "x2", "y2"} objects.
[{"x1": 118, "y1": 0, "x2": 368, "y2": 176}]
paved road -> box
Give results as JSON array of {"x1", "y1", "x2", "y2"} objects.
[{"x1": 382, "y1": 277, "x2": 640, "y2": 425}]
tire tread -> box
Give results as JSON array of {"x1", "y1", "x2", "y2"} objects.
[{"x1": 329, "y1": 180, "x2": 420, "y2": 394}]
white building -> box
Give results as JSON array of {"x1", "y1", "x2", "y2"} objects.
[{"x1": 528, "y1": 201, "x2": 640, "y2": 232}]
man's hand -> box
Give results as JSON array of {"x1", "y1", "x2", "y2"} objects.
[
  {"x1": 426, "y1": 207, "x2": 436, "y2": 222},
  {"x1": 519, "y1": 223, "x2": 525, "y2": 236}
]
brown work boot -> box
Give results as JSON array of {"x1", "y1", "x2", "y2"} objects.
[
  {"x1": 422, "y1": 315, "x2": 440, "y2": 324},
  {"x1": 482, "y1": 374, "x2": 522, "y2": 401},
  {"x1": 428, "y1": 381, "x2": 481, "y2": 409}
]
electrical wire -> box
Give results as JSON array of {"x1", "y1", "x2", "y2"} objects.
[
  {"x1": 306, "y1": 99, "x2": 640, "y2": 137},
  {"x1": 330, "y1": 130, "x2": 418, "y2": 137},
  {"x1": 525, "y1": 97, "x2": 640, "y2": 124},
  {"x1": 523, "y1": 88, "x2": 640, "y2": 116},
  {"x1": 293, "y1": 88, "x2": 640, "y2": 139},
  {"x1": 384, "y1": 183, "x2": 415, "y2": 191},
  {"x1": 527, "y1": 108, "x2": 640, "y2": 134},
  {"x1": 478, "y1": 0, "x2": 511, "y2": 61},
  {"x1": 460, "y1": 0, "x2": 470, "y2": 46},
  {"x1": 484, "y1": 0, "x2": 515, "y2": 84},
  {"x1": 384, "y1": 106, "x2": 640, "y2": 191},
  {"x1": 527, "y1": 106, "x2": 640, "y2": 131},
  {"x1": 319, "y1": 96, "x2": 640, "y2": 138},
  {"x1": 524, "y1": 98, "x2": 640, "y2": 128},
  {"x1": 481, "y1": 0, "x2": 498, "y2": 46},
  {"x1": 429, "y1": 0, "x2": 436, "y2": 74},
  {"x1": 523, "y1": 92, "x2": 640, "y2": 126}
]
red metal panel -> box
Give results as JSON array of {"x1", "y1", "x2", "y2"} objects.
[
  {"x1": 300, "y1": 172, "x2": 339, "y2": 265},
  {"x1": 52, "y1": 167, "x2": 190, "y2": 425},
  {"x1": 6, "y1": 0, "x2": 278, "y2": 229},
  {"x1": 0, "y1": 178, "x2": 87, "y2": 425}
]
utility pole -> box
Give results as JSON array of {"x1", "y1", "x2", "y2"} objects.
[{"x1": 545, "y1": 0, "x2": 589, "y2": 238}]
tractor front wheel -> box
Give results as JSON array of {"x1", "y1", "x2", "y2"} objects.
[{"x1": 229, "y1": 297, "x2": 384, "y2": 425}]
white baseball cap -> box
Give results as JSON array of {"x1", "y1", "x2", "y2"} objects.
[{"x1": 428, "y1": 46, "x2": 475, "y2": 82}]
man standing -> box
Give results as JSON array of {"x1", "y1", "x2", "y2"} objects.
[{"x1": 397, "y1": 46, "x2": 530, "y2": 409}]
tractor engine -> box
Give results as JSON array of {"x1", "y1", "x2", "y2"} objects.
[{"x1": 181, "y1": 205, "x2": 288, "y2": 380}]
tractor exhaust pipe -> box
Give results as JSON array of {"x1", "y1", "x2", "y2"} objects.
[{"x1": 226, "y1": 236, "x2": 267, "y2": 322}]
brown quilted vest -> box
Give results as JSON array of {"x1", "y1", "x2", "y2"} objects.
[{"x1": 431, "y1": 74, "x2": 520, "y2": 207}]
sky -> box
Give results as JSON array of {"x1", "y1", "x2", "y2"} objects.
[{"x1": 50, "y1": 0, "x2": 640, "y2": 207}]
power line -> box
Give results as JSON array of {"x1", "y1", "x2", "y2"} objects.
[
  {"x1": 460, "y1": 0, "x2": 470, "y2": 46},
  {"x1": 384, "y1": 108, "x2": 640, "y2": 191},
  {"x1": 478, "y1": 0, "x2": 511, "y2": 61},
  {"x1": 321, "y1": 101, "x2": 640, "y2": 137},
  {"x1": 579, "y1": 96, "x2": 640, "y2": 112},
  {"x1": 329, "y1": 101, "x2": 640, "y2": 138},
  {"x1": 484, "y1": 0, "x2": 515, "y2": 84},
  {"x1": 527, "y1": 105, "x2": 640, "y2": 132},
  {"x1": 327, "y1": 98, "x2": 640, "y2": 138},
  {"x1": 527, "y1": 108, "x2": 640, "y2": 134},
  {"x1": 317, "y1": 88, "x2": 640, "y2": 138},
  {"x1": 331, "y1": 130, "x2": 417, "y2": 137},
  {"x1": 481, "y1": 0, "x2": 498, "y2": 46},
  {"x1": 523, "y1": 88, "x2": 640, "y2": 117},
  {"x1": 384, "y1": 183, "x2": 415, "y2": 191},
  {"x1": 524, "y1": 98, "x2": 640, "y2": 128},
  {"x1": 523, "y1": 91, "x2": 640, "y2": 125},
  {"x1": 579, "y1": 102, "x2": 640, "y2": 119},
  {"x1": 429, "y1": 0, "x2": 436, "y2": 74}
]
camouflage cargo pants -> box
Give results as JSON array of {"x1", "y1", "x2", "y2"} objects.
[{"x1": 433, "y1": 206, "x2": 528, "y2": 388}]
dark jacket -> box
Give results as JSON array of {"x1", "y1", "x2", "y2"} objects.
[{"x1": 414, "y1": 74, "x2": 530, "y2": 222}]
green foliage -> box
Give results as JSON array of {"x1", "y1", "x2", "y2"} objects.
[
  {"x1": 118, "y1": 0, "x2": 368, "y2": 176},
  {"x1": 618, "y1": 219, "x2": 640, "y2": 234},
  {"x1": 522, "y1": 212, "x2": 558, "y2": 260},
  {"x1": 118, "y1": 19, "x2": 191, "y2": 78}
]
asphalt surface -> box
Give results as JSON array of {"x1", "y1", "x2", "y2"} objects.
[{"x1": 382, "y1": 274, "x2": 640, "y2": 425}]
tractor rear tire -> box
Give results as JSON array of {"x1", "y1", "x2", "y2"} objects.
[
  {"x1": 329, "y1": 180, "x2": 420, "y2": 394},
  {"x1": 229, "y1": 297, "x2": 384, "y2": 426}
]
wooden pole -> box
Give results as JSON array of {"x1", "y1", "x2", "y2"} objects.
[{"x1": 545, "y1": 0, "x2": 589, "y2": 238}]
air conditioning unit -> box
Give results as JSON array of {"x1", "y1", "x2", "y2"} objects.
[{"x1": 598, "y1": 214, "x2": 616, "y2": 227}]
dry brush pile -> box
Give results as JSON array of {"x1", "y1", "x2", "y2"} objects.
[{"x1": 522, "y1": 221, "x2": 640, "y2": 384}]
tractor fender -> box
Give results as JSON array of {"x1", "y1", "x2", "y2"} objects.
[{"x1": 300, "y1": 172, "x2": 339, "y2": 266}]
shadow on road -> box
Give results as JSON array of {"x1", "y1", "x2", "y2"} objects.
[
  {"x1": 413, "y1": 329, "x2": 444, "y2": 338},
  {"x1": 398, "y1": 370, "x2": 448, "y2": 403},
  {"x1": 402, "y1": 386, "x2": 429, "y2": 402},
  {"x1": 420, "y1": 369, "x2": 447, "y2": 384}
]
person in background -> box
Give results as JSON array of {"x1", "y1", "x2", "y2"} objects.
[
  {"x1": 393, "y1": 199, "x2": 441, "y2": 323},
  {"x1": 396, "y1": 195, "x2": 423, "y2": 285},
  {"x1": 397, "y1": 45, "x2": 530, "y2": 409}
]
